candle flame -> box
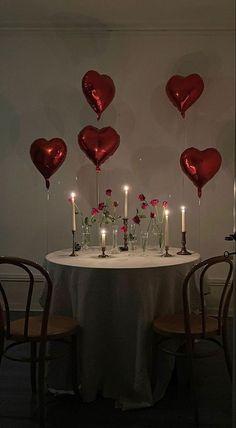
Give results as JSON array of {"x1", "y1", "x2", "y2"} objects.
[
  {"x1": 165, "y1": 209, "x2": 169, "y2": 216},
  {"x1": 181, "y1": 206, "x2": 186, "y2": 212},
  {"x1": 123, "y1": 185, "x2": 129, "y2": 192},
  {"x1": 101, "y1": 229, "x2": 106, "y2": 235},
  {"x1": 70, "y1": 192, "x2": 76, "y2": 202}
]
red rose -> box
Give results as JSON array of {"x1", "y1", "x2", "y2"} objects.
[
  {"x1": 113, "y1": 201, "x2": 119, "y2": 207},
  {"x1": 150, "y1": 212, "x2": 155, "y2": 218},
  {"x1": 120, "y1": 225, "x2": 128, "y2": 233},
  {"x1": 132, "y1": 215, "x2": 140, "y2": 225},
  {"x1": 98, "y1": 202, "x2": 105, "y2": 210},
  {"x1": 91, "y1": 208, "x2": 99, "y2": 216},
  {"x1": 141, "y1": 202, "x2": 149, "y2": 209},
  {"x1": 138, "y1": 194, "x2": 145, "y2": 201},
  {"x1": 162, "y1": 201, "x2": 168, "y2": 208},
  {"x1": 150, "y1": 199, "x2": 159, "y2": 207},
  {"x1": 106, "y1": 189, "x2": 112, "y2": 196}
]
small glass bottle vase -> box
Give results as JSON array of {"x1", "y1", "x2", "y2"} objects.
[
  {"x1": 152, "y1": 221, "x2": 165, "y2": 255},
  {"x1": 81, "y1": 225, "x2": 91, "y2": 250},
  {"x1": 110, "y1": 224, "x2": 119, "y2": 254},
  {"x1": 128, "y1": 224, "x2": 138, "y2": 256},
  {"x1": 156, "y1": 230, "x2": 165, "y2": 254},
  {"x1": 140, "y1": 231, "x2": 149, "y2": 256}
]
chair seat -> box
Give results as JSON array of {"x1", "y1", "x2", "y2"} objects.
[
  {"x1": 153, "y1": 313, "x2": 219, "y2": 337},
  {"x1": 9, "y1": 315, "x2": 79, "y2": 340}
]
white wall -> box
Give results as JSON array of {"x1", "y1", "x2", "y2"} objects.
[{"x1": 0, "y1": 29, "x2": 234, "y2": 289}]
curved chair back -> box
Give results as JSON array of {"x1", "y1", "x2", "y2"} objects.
[
  {"x1": 182, "y1": 255, "x2": 233, "y2": 341},
  {"x1": 0, "y1": 256, "x2": 52, "y2": 341}
]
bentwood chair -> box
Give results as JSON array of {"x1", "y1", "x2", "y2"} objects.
[
  {"x1": 0, "y1": 256, "x2": 80, "y2": 428},
  {"x1": 153, "y1": 255, "x2": 233, "y2": 426}
]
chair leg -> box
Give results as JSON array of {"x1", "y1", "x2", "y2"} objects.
[
  {"x1": 38, "y1": 343, "x2": 47, "y2": 428},
  {"x1": 222, "y1": 325, "x2": 232, "y2": 381},
  {"x1": 187, "y1": 348, "x2": 199, "y2": 427},
  {"x1": 30, "y1": 342, "x2": 37, "y2": 394},
  {"x1": 0, "y1": 333, "x2": 4, "y2": 367},
  {"x1": 71, "y1": 334, "x2": 79, "y2": 395}
]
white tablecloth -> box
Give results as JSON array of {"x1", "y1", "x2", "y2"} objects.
[{"x1": 44, "y1": 247, "x2": 200, "y2": 409}]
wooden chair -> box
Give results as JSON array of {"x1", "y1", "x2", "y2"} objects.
[
  {"x1": 153, "y1": 255, "x2": 233, "y2": 426},
  {"x1": 0, "y1": 256, "x2": 80, "y2": 428}
]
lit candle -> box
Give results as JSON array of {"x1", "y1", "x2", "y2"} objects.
[
  {"x1": 101, "y1": 229, "x2": 106, "y2": 247},
  {"x1": 71, "y1": 192, "x2": 76, "y2": 232},
  {"x1": 123, "y1": 185, "x2": 129, "y2": 218},
  {"x1": 165, "y1": 209, "x2": 169, "y2": 247},
  {"x1": 181, "y1": 206, "x2": 186, "y2": 232}
]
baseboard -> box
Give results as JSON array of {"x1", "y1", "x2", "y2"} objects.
[{"x1": 0, "y1": 273, "x2": 44, "y2": 311}]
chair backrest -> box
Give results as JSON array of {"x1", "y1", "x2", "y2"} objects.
[
  {"x1": 0, "y1": 256, "x2": 52, "y2": 340},
  {"x1": 182, "y1": 255, "x2": 233, "y2": 339}
]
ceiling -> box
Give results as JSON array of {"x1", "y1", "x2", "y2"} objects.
[{"x1": 0, "y1": 0, "x2": 234, "y2": 30}]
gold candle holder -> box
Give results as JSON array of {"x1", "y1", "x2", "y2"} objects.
[
  {"x1": 163, "y1": 245, "x2": 172, "y2": 257},
  {"x1": 177, "y1": 231, "x2": 191, "y2": 255},
  {"x1": 70, "y1": 230, "x2": 78, "y2": 257},
  {"x1": 98, "y1": 246, "x2": 109, "y2": 258}
]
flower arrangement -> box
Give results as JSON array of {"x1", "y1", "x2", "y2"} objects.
[
  {"x1": 91, "y1": 189, "x2": 120, "y2": 226},
  {"x1": 132, "y1": 194, "x2": 168, "y2": 250}
]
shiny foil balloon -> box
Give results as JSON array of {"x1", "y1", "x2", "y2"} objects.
[
  {"x1": 30, "y1": 138, "x2": 67, "y2": 189},
  {"x1": 180, "y1": 147, "x2": 222, "y2": 198},
  {"x1": 166, "y1": 74, "x2": 204, "y2": 118},
  {"x1": 82, "y1": 70, "x2": 115, "y2": 120},
  {"x1": 78, "y1": 126, "x2": 120, "y2": 171}
]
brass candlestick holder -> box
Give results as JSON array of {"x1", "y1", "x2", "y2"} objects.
[
  {"x1": 98, "y1": 246, "x2": 109, "y2": 258},
  {"x1": 163, "y1": 245, "x2": 172, "y2": 257},
  {"x1": 70, "y1": 230, "x2": 78, "y2": 257},
  {"x1": 119, "y1": 218, "x2": 129, "y2": 251},
  {"x1": 177, "y1": 231, "x2": 191, "y2": 255}
]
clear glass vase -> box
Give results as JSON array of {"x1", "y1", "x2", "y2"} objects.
[
  {"x1": 128, "y1": 224, "x2": 138, "y2": 256},
  {"x1": 140, "y1": 231, "x2": 148, "y2": 255},
  {"x1": 110, "y1": 224, "x2": 119, "y2": 254},
  {"x1": 156, "y1": 231, "x2": 165, "y2": 254},
  {"x1": 81, "y1": 225, "x2": 91, "y2": 250},
  {"x1": 152, "y1": 221, "x2": 165, "y2": 255}
]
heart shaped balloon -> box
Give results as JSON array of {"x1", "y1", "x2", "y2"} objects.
[
  {"x1": 180, "y1": 147, "x2": 222, "y2": 198},
  {"x1": 166, "y1": 74, "x2": 204, "y2": 118},
  {"x1": 78, "y1": 126, "x2": 120, "y2": 171},
  {"x1": 82, "y1": 70, "x2": 115, "y2": 120},
  {"x1": 30, "y1": 138, "x2": 67, "y2": 189}
]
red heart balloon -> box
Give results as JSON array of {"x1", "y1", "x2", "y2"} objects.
[
  {"x1": 180, "y1": 147, "x2": 222, "y2": 198},
  {"x1": 78, "y1": 126, "x2": 120, "y2": 171},
  {"x1": 82, "y1": 70, "x2": 115, "y2": 120},
  {"x1": 166, "y1": 74, "x2": 204, "y2": 118},
  {"x1": 30, "y1": 138, "x2": 67, "y2": 189}
]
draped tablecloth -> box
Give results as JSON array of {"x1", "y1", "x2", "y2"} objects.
[{"x1": 44, "y1": 247, "x2": 200, "y2": 409}]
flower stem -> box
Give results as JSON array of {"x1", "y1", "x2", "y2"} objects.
[{"x1": 147, "y1": 218, "x2": 152, "y2": 233}]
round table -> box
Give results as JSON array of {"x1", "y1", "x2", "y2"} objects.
[{"x1": 45, "y1": 247, "x2": 200, "y2": 409}]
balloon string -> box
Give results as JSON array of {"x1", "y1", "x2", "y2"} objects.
[
  {"x1": 198, "y1": 197, "x2": 201, "y2": 255},
  {"x1": 46, "y1": 189, "x2": 50, "y2": 255},
  {"x1": 182, "y1": 119, "x2": 187, "y2": 204},
  {"x1": 96, "y1": 170, "x2": 100, "y2": 207}
]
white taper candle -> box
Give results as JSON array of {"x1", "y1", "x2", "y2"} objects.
[
  {"x1": 181, "y1": 206, "x2": 186, "y2": 232},
  {"x1": 124, "y1": 185, "x2": 129, "y2": 218},
  {"x1": 165, "y1": 209, "x2": 169, "y2": 247},
  {"x1": 101, "y1": 229, "x2": 106, "y2": 247},
  {"x1": 71, "y1": 192, "x2": 76, "y2": 232}
]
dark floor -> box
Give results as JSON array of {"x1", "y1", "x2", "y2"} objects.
[{"x1": 0, "y1": 315, "x2": 232, "y2": 428}]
